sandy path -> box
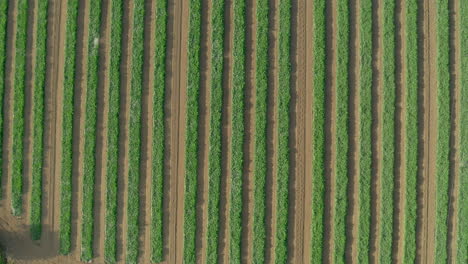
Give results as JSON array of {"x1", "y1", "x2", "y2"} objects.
[
  {"x1": 217, "y1": 0, "x2": 234, "y2": 261},
  {"x1": 138, "y1": 0, "x2": 155, "y2": 263},
  {"x1": 345, "y1": 0, "x2": 360, "y2": 262},
  {"x1": 323, "y1": 0, "x2": 337, "y2": 262},
  {"x1": 446, "y1": 0, "x2": 461, "y2": 261},
  {"x1": 418, "y1": 1, "x2": 437, "y2": 263},
  {"x1": 264, "y1": 0, "x2": 277, "y2": 262},
  {"x1": 241, "y1": 0, "x2": 256, "y2": 262},
  {"x1": 116, "y1": 0, "x2": 133, "y2": 261},
  {"x1": 392, "y1": 0, "x2": 407, "y2": 261},
  {"x1": 369, "y1": 0, "x2": 383, "y2": 262},
  {"x1": 194, "y1": 0, "x2": 211, "y2": 261},
  {"x1": 93, "y1": 0, "x2": 111, "y2": 261}
]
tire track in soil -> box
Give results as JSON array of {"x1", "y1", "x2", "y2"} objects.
[
  {"x1": 264, "y1": 0, "x2": 277, "y2": 261},
  {"x1": 241, "y1": 0, "x2": 256, "y2": 261},
  {"x1": 446, "y1": 0, "x2": 461, "y2": 261},
  {"x1": 370, "y1": 0, "x2": 383, "y2": 262},
  {"x1": 116, "y1": 0, "x2": 133, "y2": 261},
  {"x1": 417, "y1": 1, "x2": 437, "y2": 263},
  {"x1": 70, "y1": 0, "x2": 90, "y2": 257},
  {"x1": 195, "y1": 0, "x2": 211, "y2": 261},
  {"x1": 323, "y1": 0, "x2": 337, "y2": 262},
  {"x1": 139, "y1": 0, "x2": 155, "y2": 262},
  {"x1": 218, "y1": 0, "x2": 233, "y2": 261},
  {"x1": 345, "y1": 0, "x2": 360, "y2": 261},
  {"x1": 392, "y1": 0, "x2": 407, "y2": 261},
  {"x1": 93, "y1": 0, "x2": 111, "y2": 261}
]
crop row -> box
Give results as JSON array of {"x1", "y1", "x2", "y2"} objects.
[
  {"x1": 229, "y1": 0, "x2": 246, "y2": 261},
  {"x1": 59, "y1": 0, "x2": 79, "y2": 254},
  {"x1": 207, "y1": 0, "x2": 225, "y2": 262},
  {"x1": 183, "y1": 0, "x2": 202, "y2": 262},
  {"x1": 275, "y1": 0, "x2": 291, "y2": 262},
  {"x1": 11, "y1": 0, "x2": 29, "y2": 216},
  {"x1": 0, "y1": 0, "x2": 8, "y2": 198},
  {"x1": 151, "y1": 0, "x2": 168, "y2": 262},
  {"x1": 81, "y1": 0, "x2": 103, "y2": 260},
  {"x1": 334, "y1": 0, "x2": 350, "y2": 262},
  {"x1": 435, "y1": 0, "x2": 451, "y2": 262},
  {"x1": 379, "y1": 0, "x2": 396, "y2": 263},
  {"x1": 403, "y1": 0, "x2": 419, "y2": 262},
  {"x1": 253, "y1": 0, "x2": 269, "y2": 262},
  {"x1": 30, "y1": 0, "x2": 49, "y2": 240},
  {"x1": 104, "y1": 0, "x2": 123, "y2": 262},
  {"x1": 126, "y1": 0, "x2": 145, "y2": 262},
  {"x1": 458, "y1": 1, "x2": 468, "y2": 262},
  {"x1": 459, "y1": 0, "x2": 468, "y2": 262}
]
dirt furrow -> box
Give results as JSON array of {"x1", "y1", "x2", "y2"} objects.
[
  {"x1": 116, "y1": 0, "x2": 133, "y2": 261},
  {"x1": 241, "y1": 0, "x2": 256, "y2": 262},
  {"x1": 370, "y1": 0, "x2": 383, "y2": 262},
  {"x1": 264, "y1": 0, "x2": 277, "y2": 261},
  {"x1": 217, "y1": 0, "x2": 234, "y2": 262},
  {"x1": 446, "y1": 0, "x2": 460, "y2": 261},
  {"x1": 323, "y1": 0, "x2": 337, "y2": 261},
  {"x1": 93, "y1": 0, "x2": 111, "y2": 261},
  {"x1": 345, "y1": 0, "x2": 360, "y2": 261},
  {"x1": 392, "y1": 0, "x2": 407, "y2": 261},
  {"x1": 194, "y1": 0, "x2": 211, "y2": 261}
]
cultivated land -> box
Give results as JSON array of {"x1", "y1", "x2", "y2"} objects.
[{"x1": 0, "y1": 0, "x2": 464, "y2": 263}]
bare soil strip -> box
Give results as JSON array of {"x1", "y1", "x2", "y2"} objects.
[
  {"x1": 93, "y1": 0, "x2": 111, "y2": 261},
  {"x1": 392, "y1": 0, "x2": 407, "y2": 261},
  {"x1": 218, "y1": 0, "x2": 234, "y2": 262},
  {"x1": 139, "y1": 0, "x2": 155, "y2": 263},
  {"x1": 446, "y1": 0, "x2": 460, "y2": 261},
  {"x1": 370, "y1": 1, "x2": 383, "y2": 262},
  {"x1": 116, "y1": 0, "x2": 133, "y2": 261},
  {"x1": 323, "y1": 0, "x2": 337, "y2": 261},
  {"x1": 241, "y1": 0, "x2": 256, "y2": 261},
  {"x1": 264, "y1": 0, "x2": 278, "y2": 261},
  {"x1": 345, "y1": 0, "x2": 360, "y2": 261},
  {"x1": 194, "y1": 0, "x2": 211, "y2": 261}
]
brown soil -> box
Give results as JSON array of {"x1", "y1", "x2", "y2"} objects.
[
  {"x1": 241, "y1": 0, "x2": 256, "y2": 262},
  {"x1": 370, "y1": 0, "x2": 383, "y2": 262},
  {"x1": 345, "y1": 0, "x2": 360, "y2": 262},
  {"x1": 194, "y1": 0, "x2": 211, "y2": 262},
  {"x1": 217, "y1": 0, "x2": 234, "y2": 262},
  {"x1": 392, "y1": 0, "x2": 407, "y2": 261},
  {"x1": 323, "y1": 0, "x2": 337, "y2": 262}
]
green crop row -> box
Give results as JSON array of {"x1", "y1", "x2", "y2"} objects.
[
  {"x1": 379, "y1": 0, "x2": 396, "y2": 263},
  {"x1": 183, "y1": 0, "x2": 202, "y2": 262},
  {"x1": 207, "y1": 0, "x2": 225, "y2": 262},
  {"x1": 30, "y1": 0, "x2": 49, "y2": 240},
  {"x1": 104, "y1": 0, "x2": 123, "y2": 262},
  {"x1": 11, "y1": 0, "x2": 29, "y2": 216},
  {"x1": 458, "y1": 0, "x2": 468, "y2": 262},
  {"x1": 254, "y1": 0, "x2": 269, "y2": 262},
  {"x1": 229, "y1": 0, "x2": 246, "y2": 262},
  {"x1": 126, "y1": 0, "x2": 145, "y2": 262},
  {"x1": 334, "y1": 0, "x2": 350, "y2": 263},
  {"x1": 275, "y1": 0, "x2": 291, "y2": 262},
  {"x1": 0, "y1": 0, "x2": 8, "y2": 198},
  {"x1": 435, "y1": 0, "x2": 451, "y2": 262},
  {"x1": 358, "y1": 0, "x2": 372, "y2": 263},
  {"x1": 151, "y1": 0, "x2": 168, "y2": 262},
  {"x1": 81, "y1": 0, "x2": 102, "y2": 260},
  {"x1": 59, "y1": 0, "x2": 79, "y2": 254},
  {"x1": 403, "y1": 0, "x2": 419, "y2": 262},
  {"x1": 310, "y1": 0, "x2": 326, "y2": 262}
]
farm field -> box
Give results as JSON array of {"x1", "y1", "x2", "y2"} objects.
[{"x1": 0, "y1": 0, "x2": 465, "y2": 263}]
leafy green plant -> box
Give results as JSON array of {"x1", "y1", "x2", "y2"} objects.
[
  {"x1": 30, "y1": 0, "x2": 49, "y2": 240},
  {"x1": 0, "y1": 0, "x2": 8, "y2": 199},
  {"x1": 59, "y1": 0, "x2": 79, "y2": 255}
]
